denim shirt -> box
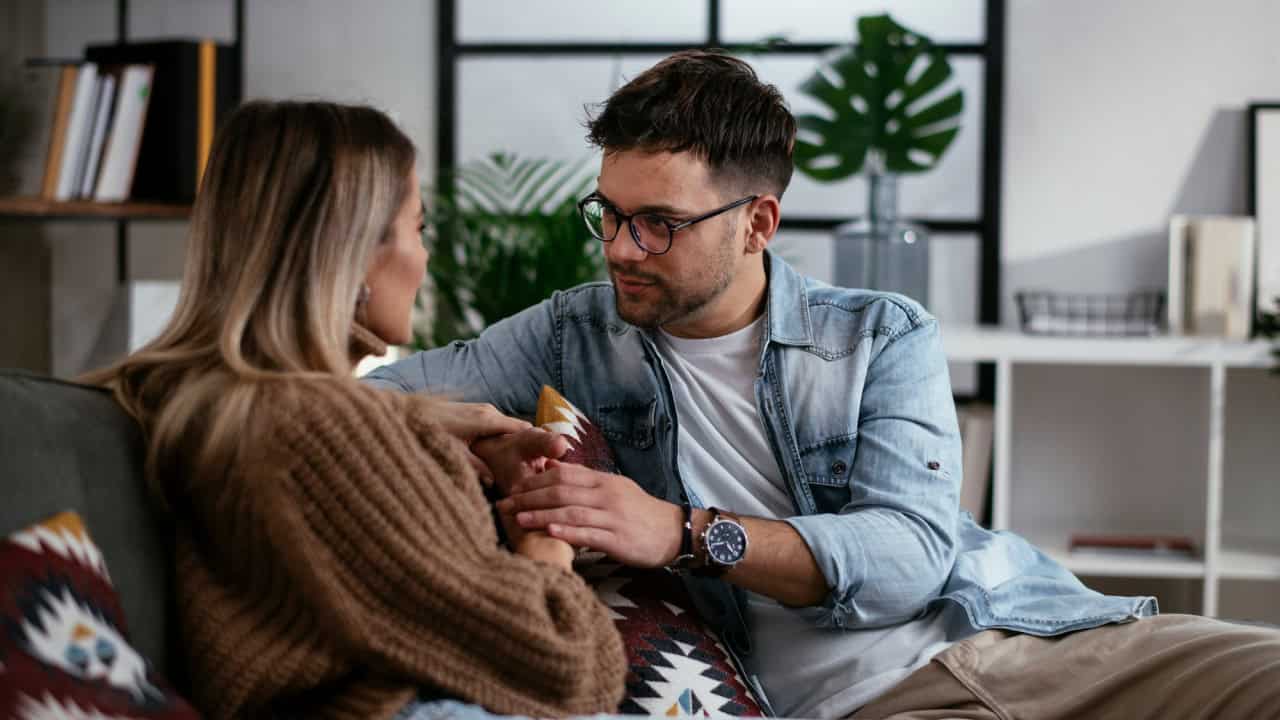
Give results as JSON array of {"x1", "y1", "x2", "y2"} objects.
[{"x1": 365, "y1": 253, "x2": 1157, "y2": 662}]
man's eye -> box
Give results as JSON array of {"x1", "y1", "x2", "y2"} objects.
[{"x1": 638, "y1": 214, "x2": 670, "y2": 232}]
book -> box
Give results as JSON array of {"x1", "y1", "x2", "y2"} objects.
[
  {"x1": 85, "y1": 40, "x2": 239, "y2": 202},
  {"x1": 956, "y1": 403, "x2": 994, "y2": 525},
  {"x1": 41, "y1": 64, "x2": 79, "y2": 199},
  {"x1": 93, "y1": 65, "x2": 153, "y2": 202},
  {"x1": 53, "y1": 62, "x2": 97, "y2": 201},
  {"x1": 1069, "y1": 534, "x2": 1196, "y2": 558},
  {"x1": 1167, "y1": 215, "x2": 1257, "y2": 339},
  {"x1": 78, "y1": 73, "x2": 116, "y2": 199}
]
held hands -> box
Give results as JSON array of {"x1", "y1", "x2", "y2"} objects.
[
  {"x1": 432, "y1": 402, "x2": 532, "y2": 485},
  {"x1": 470, "y1": 428, "x2": 577, "y2": 568},
  {"x1": 471, "y1": 427, "x2": 571, "y2": 495},
  {"x1": 496, "y1": 460, "x2": 683, "y2": 568}
]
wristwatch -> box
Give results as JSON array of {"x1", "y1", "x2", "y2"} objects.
[{"x1": 695, "y1": 507, "x2": 748, "y2": 577}]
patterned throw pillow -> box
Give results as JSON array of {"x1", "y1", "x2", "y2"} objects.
[
  {"x1": 0, "y1": 511, "x2": 199, "y2": 719},
  {"x1": 537, "y1": 386, "x2": 764, "y2": 717},
  {"x1": 574, "y1": 554, "x2": 765, "y2": 717},
  {"x1": 535, "y1": 385, "x2": 620, "y2": 474}
]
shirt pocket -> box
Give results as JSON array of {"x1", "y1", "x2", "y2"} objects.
[
  {"x1": 798, "y1": 433, "x2": 857, "y2": 511},
  {"x1": 595, "y1": 397, "x2": 657, "y2": 450}
]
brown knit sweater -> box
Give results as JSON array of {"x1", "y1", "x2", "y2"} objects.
[{"x1": 168, "y1": 371, "x2": 626, "y2": 719}]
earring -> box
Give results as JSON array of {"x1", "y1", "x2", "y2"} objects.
[{"x1": 355, "y1": 284, "x2": 372, "y2": 324}]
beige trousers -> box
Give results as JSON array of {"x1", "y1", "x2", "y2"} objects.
[{"x1": 851, "y1": 614, "x2": 1280, "y2": 720}]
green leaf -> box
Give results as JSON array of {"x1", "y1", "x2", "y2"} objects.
[{"x1": 793, "y1": 13, "x2": 965, "y2": 181}]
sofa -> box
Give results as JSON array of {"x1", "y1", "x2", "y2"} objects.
[
  {"x1": 0, "y1": 367, "x2": 777, "y2": 720},
  {"x1": 0, "y1": 369, "x2": 177, "y2": 681}
]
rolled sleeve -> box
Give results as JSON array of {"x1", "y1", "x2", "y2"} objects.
[
  {"x1": 359, "y1": 293, "x2": 563, "y2": 416},
  {"x1": 786, "y1": 318, "x2": 962, "y2": 629}
]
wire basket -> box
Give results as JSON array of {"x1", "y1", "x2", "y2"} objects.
[{"x1": 1015, "y1": 290, "x2": 1166, "y2": 337}]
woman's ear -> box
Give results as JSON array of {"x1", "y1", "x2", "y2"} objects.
[{"x1": 745, "y1": 195, "x2": 781, "y2": 254}]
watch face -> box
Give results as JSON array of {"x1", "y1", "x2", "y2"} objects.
[{"x1": 706, "y1": 520, "x2": 747, "y2": 565}]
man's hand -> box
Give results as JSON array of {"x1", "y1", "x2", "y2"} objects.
[
  {"x1": 496, "y1": 460, "x2": 683, "y2": 568},
  {"x1": 472, "y1": 427, "x2": 571, "y2": 496}
]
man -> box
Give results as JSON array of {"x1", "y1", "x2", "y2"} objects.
[{"x1": 367, "y1": 51, "x2": 1279, "y2": 718}]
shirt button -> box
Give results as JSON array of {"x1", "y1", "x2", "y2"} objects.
[
  {"x1": 831, "y1": 460, "x2": 847, "y2": 476},
  {"x1": 928, "y1": 461, "x2": 941, "y2": 470}
]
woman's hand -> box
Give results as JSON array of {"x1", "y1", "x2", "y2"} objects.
[
  {"x1": 433, "y1": 401, "x2": 531, "y2": 485},
  {"x1": 472, "y1": 427, "x2": 571, "y2": 497}
]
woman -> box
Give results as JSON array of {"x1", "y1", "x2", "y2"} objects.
[{"x1": 84, "y1": 101, "x2": 626, "y2": 720}]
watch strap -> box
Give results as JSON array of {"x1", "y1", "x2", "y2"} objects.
[{"x1": 665, "y1": 502, "x2": 697, "y2": 574}]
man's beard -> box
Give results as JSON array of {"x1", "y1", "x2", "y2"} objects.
[{"x1": 609, "y1": 222, "x2": 737, "y2": 330}]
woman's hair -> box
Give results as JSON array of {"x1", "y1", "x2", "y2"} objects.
[{"x1": 83, "y1": 100, "x2": 416, "y2": 500}]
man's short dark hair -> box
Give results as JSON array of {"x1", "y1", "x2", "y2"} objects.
[{"x1": 586, "y1": 50, "x2": 797, "y2": 199}]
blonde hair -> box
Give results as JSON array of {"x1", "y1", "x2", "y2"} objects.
[{"x1": 83, "y1": 100, "x2": 416, "y2": 502}]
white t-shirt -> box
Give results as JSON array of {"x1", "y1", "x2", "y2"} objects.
[{"x1": 654, "y1": 319, "x2": 965, "y2": 718}]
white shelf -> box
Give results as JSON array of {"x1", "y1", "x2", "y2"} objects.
[
  {"x1": 1036, "y1": 539, "x2": 1207, "y2": 579},
  {"x1": 942, "y1": 325, "x2": 1274, "y2": 368},
  {"x1": 954, "y1": 325, "x2": 1280, "y2": 618},
  {"x1": 1219, "y1": 546, "x2": 1280, "y2": 581}
]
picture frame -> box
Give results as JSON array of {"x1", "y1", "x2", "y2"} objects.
[{"x1": 1248, "y1": 102, "x2": 1280, "y2": 325}]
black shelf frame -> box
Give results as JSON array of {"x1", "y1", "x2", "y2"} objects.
[{"x1": 436, "y1": 0, "x2": 1005, "y2": 399}]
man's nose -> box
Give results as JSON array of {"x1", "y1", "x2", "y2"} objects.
[{"x1": 604, "y1": 225, "x2": 649, "y2": 263}]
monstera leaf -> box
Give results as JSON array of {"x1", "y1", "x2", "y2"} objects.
[
  {"x1": 418, "y1": 153, "x2": 604, "y2": 348},
  {"x1": 794, "y1": 14, "x2": 964, "y2": 181}
]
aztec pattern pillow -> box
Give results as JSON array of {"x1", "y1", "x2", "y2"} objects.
[
  {"x1": 0, "y1": 511, "x2": 199, "y2": 719},
  {"x1": 537, "y1": 386, "x2": 764, "y2": 717}
]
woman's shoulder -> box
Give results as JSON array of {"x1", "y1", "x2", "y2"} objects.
[{"x1": 248, "y1": 375, "x2": 416, "y2": 445}]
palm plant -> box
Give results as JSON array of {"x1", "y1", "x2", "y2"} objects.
[{"x1": 416, "y1": 153, "x2": 603, "y2": 349}]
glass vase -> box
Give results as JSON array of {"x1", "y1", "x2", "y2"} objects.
[{"x1": 833, "y1": 172, "x2": 930, "y2": 307}]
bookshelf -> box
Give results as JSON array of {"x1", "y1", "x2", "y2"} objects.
[
  {"x1": 1, "y1": 0, "x2": 243, "y2": 285},
  {"x1": 943, "y1": 325, "x2": 1280, "y2": 618}
]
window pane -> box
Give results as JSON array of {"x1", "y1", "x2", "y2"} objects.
[
  {"x1": 773, "y1": 230, "x2": 979, "y2": 393},
  {"x1": 460, "y1": 0, "x2": 706, "y2": 43},
  {"x1": 457, "y1": 56, "x2": 668, "y2": 165},
  {"x1": 722, "y1": 0, "x2": 985, "y2": 45},
  {"x1": 750, "y1": 54, "x2": 984, "y2": 220},
  {"x1": 771, "y1": 230, "x2": 836, "y2": 285}
]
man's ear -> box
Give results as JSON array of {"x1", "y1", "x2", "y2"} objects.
[{"x1": 744, "y1": 195, "x2": 781, "y2": 254}]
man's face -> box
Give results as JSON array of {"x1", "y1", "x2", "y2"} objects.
[{"x1": 596, "y1": 150, "x2": 746, "y2": 332}]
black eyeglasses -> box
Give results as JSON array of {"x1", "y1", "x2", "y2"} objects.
[{"x1": 577, "y1": 192, "x2": 758, "y2": 255}]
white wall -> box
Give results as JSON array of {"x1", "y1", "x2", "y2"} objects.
[
  {"x1": 25, "y1": 0, "x2": 437, "y2": 376},
  {"x1": 1003, "y1": 0, "x2": 1280, "y2": 321},
  {"x1": 1002, "y1": 0, "x2": 1280, "y2": 620}
]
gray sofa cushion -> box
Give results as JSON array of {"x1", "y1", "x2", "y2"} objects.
[{"x1": 0, "y1": 369, "x2": 172, "y2": 675}]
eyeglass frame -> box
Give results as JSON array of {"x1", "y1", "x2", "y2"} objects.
[{"x1": 576, "y1": 192, "x2": 759, "y2": 256}]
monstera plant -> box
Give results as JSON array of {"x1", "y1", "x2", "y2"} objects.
[
  {"x1": 794, "y1": 13, "x2": 964, "y2": 180},
  {"x1": 791, "y1": 13, "x2": 965, "y2": 303},
  {"x1": 416, "y1": 153, "x2": 604, "y2": 349}
]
